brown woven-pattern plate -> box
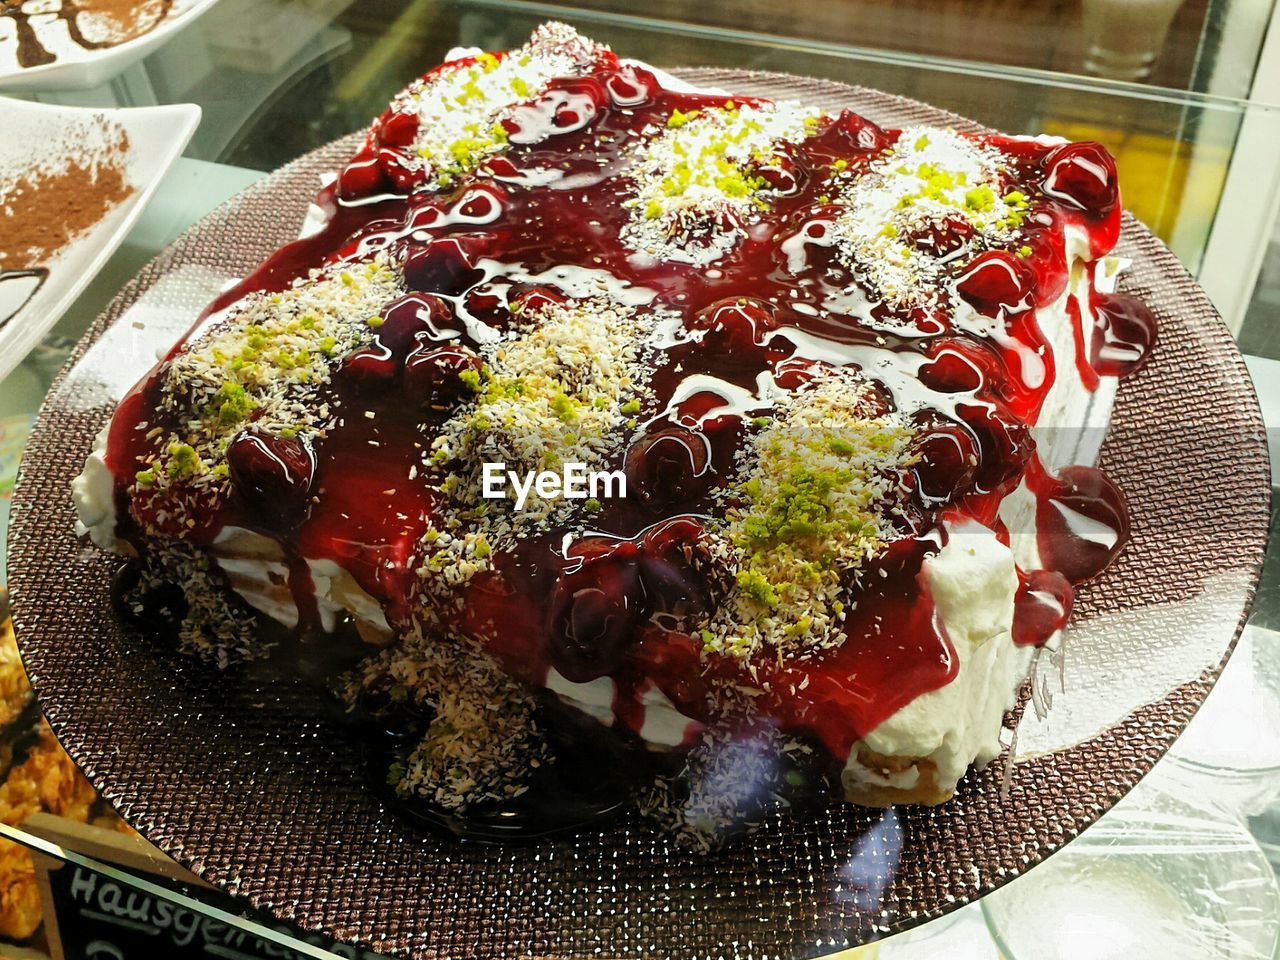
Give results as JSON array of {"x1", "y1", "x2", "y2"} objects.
[{"x1": 8, "y1": 70, "x2": 1272, "y2": 959}]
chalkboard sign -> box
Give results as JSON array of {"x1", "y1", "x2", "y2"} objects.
[
  {"x1": 41, "y1": 862, "x2": 386, "y2": 960},
  {"x1": 26, "y1": 815, "x2": 385, "y2": 960}
]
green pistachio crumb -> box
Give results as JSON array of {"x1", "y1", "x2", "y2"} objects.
[
  {"x1": 166, "y1": 443, "x2": 202, "y2": 481},
  {"x1": 212, "y1": 381, "x2": 254, "y2": 426},
  {"x1": 550, "y1": 393, "x2": 578, "y2": 422},
  {"x1": 667, "y1": 108, "x2": 697, "y2": 128},
  {"x1": 964, "y1": 185, "x2": 996, "y2": 213},
  {"x1": 736, "y1": 568, "x2": 780, "y2": 608}
]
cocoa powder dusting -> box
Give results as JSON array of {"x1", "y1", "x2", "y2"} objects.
[
  {"x1": 0, "y1": 129, "x2": 134, "y2": 271},
  {"x1": 73, "y1": 0, "x2": 171, "y2": 45}
]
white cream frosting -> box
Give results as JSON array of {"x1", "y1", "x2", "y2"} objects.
[
  {"x1": 545, "y1": 667, "x2": 701, "y2": 749},
  {"x1": 636, "y1": 680, "x2": 699, "y2": 747},
  {"x1": 71, "y1": 425, "x2": 119, "y2": 552},
  {"x1": 209, "y1": 526, "x2": 296, "y2": 627},
  {"x1": 546, "y1": 669, "x2": 616, "y2": 726},
  {"x1": 307, "y1": 559, "x2": 391, "y2": 638},
  {"x1": 844, "y1": 519, "x2": 1029, "y2": 795}
]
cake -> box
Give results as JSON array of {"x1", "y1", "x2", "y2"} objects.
[{"x1": 72, "y1": 23, "x2": 1156, "y2": 844}]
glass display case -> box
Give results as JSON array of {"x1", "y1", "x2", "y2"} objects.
[{"x1": 1, "y1": 1, "x2": 1277, "y2": 957}]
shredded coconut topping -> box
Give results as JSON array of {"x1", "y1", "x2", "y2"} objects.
[
  {"x1": 350, "y1": 635, "x2": 552, "y2": 811},
  {"x1": 702, "y1": 369, "x2": 917, "y2": 659},
  {"x1": 395, "y1": 22, "x2": 606, "y2": 190},
  {"x1": 126, "y1": 543, "x2": 269, "y2": 667},
  {"x1": 622, "y1": 101, "x2": 824, "y2": 265},
  {"x1": 825, "y1": 127, "x2": 1029, "y2": 307},
  {"x1": 130, "y1": 256, "x2": 401, "y2": 517},
  {"x1": 427, "y1": 295, "x2": 658, "y2": 529}
]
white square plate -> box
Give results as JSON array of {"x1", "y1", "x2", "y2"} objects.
[
  {"x1": 0, "y1": 0, "x2": 219, "y2": 92},
  {"x1": 0, "y1": 97, "x2": 200, "y2": 378}
]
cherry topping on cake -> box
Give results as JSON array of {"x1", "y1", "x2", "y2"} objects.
[
  {"x1": 605, "y1": 64, "x2": 659, "y2": 106},
  {"x1": 955, "y1": 251, "x2": 1035, "y2": 317},
  {"x1": 380, "y1": 149, "x2": 425, "y2": 193},
  {"x1": 483, "y1": 156, "x2": 520, "y2": 179},
  {"x1": 1017, "y1": 231, "x2": 1069, "y2": 306},
  {"x1": 508, "y1": 77, "x2": 608, "y2": 142},
  {"x1": 377, "y1": 111, "x2": 420, "y2": 149},
  {"x1": 404, "y1": 237, "x2": 487, "y2": 294},
  {"x1": 688, "y1": 297, "x2": 786, "y2": 365},
  {"x1": 956, "y1": 400, "x2": 1033, "y2": 491},
  {"x1": 830, "y1": 109, "x2": 890, "y2": 153},
  {"x1": 639, "y1": 517, "x2": 715, "y2": 618},
  {"x1": 911, "y1": 424, "x2": 979, "y2": 504},
  {"x1": 624, "y1": 424, "x2": 713, "y2": 512},
  {"x1": 403, "y1": 343, "x2": 484, "y2": 411},
  {"x1": 1012, "y1": 569, "x2": 1073, "y2": 646},
  {"x1": 1034, "y1": 465, "x2": 1130, "y2": 582},
  {"x1": 1091, "y1": 292, "x2": 1158, "y2": 377},
  {"x1": 227, "y1": 430, "x2": 315, "y2": 517},
  {"x1": 547, "y1": 540, "x2": 645, "y2": 682},
  {"x1": 920, "y1": 337, "x2": 1008, "y2": 394},
  {"x1": 704, "y1": 297, "x2": 776, "y2": 339},
  {"x1": 772, "y1": 356, "x2": 835, "y2": 391},
  {"x1": 454, "y1": 182, "x2": 508, "y2": 222},
  {"x1": 550, "y1": 76, "x2": 608, "y2": 129},
  {"x1": 336, "y1": 155, "x2": 389, "y2": 200},
  {"x1": 754, "y1": 146, "x2": 803, "y2": 195},
  {"x1": 1042, "y1": 142, "x2": 1119, "y2": 217},
  {"x1": 906, "y1": 216, "x2": 975, "y2": 258},
  {"x1": 511, "y1": 286, "x2": 569, "y2": 314},
  {"x1": 343, "y1": 346, "x2": 399, "y2": 392},
  {"x1": 377, "y1": 293, "x2": 458, "y2": 354}
]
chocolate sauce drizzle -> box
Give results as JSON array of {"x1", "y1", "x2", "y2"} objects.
[
  {"x1": 2, "y1": 0, "x2": 173, "y2": 68},
  {"x1": 0, "y1": 268, "x2": 47, "y2": 327}
]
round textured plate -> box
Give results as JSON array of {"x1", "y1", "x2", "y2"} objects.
[{"x1": 9, "y1": 70, "x2": 1272, "y2": 958}]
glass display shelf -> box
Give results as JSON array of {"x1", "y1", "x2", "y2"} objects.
[{"x1": 0, "y1": 1, "x2": 1278, "y2": 957}]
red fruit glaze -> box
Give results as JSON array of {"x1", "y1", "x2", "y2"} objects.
[
  {"x1": 226, "y1": 431, "x2": 315, "y2": 518},
  {"x1": 955, "y1": 251, "x2": 1034, "y2": 317}
]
